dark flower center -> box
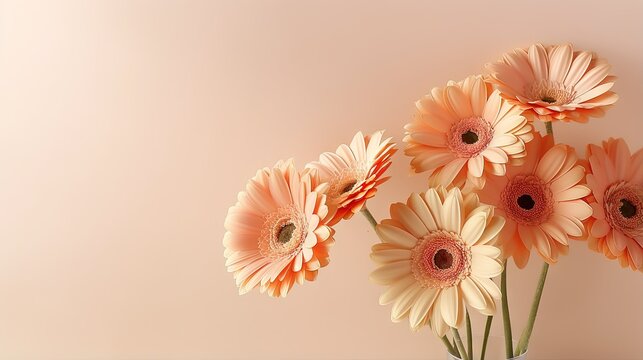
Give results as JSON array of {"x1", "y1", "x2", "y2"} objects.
[
  {"x1": 433, "y1": 249, "x2": 453, "y2": 270},
  {"x1": 541, "y1": 96, "x2": 556, "y2": 104},
  {"x1": 277, "y1": 223, "x2": 296, "y2": 244},
  {"x1": 461, "y1": 130, "x2": 479, "y2": 144},
  {"x1": 341, "y1": 180, "x2": 357, "y2": 194},
  {"x1": 619, "y1": 199, "x2": 637, "y2": 218},
  {"x1": 517, "y1": 194, "x2": 536, "y2": 210}
]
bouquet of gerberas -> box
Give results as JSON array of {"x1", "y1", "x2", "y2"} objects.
[{"x1": 223, "y1": 43, "x2": 638, "y2": 360}]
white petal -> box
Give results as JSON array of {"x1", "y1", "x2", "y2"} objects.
[
  {"x1": 391, "y1": 284, "x2": 424, "y2": 321},
  {"x1": 391, "y1": 203, "x2": 429, "y2": 238},
  {"x1": 370, "y1": 261, "x2": 411, "y2": 285},
  {"x1": 425, "y1": 188, "x2": 445, "y2": 229},
  {"x1": 471, "y1": 253, "x2": 503, "y2": 278},
  {"x1": 442, "y1": 188, "x2": 463, "y2": 233},
  {"x1": 407, "y1": 193, "x2": 438, "y2": 232},
  {"x1": 430, "y1": 293, "x2": 448, "y2": 337},
  {"x1": 439, "y1": 286, "x2": 461, "y2": 328},
  {"x1": 461, "y1": 212, "x2": 487, "y2": 245},
  {"x1": 375, "y1": 224, "x2": 418, "y2": 249},
  {"x1": 409, "y1": 288, "x2": 439, "y2": 328},
  {"x1": 370, "y1": 248, "x2": 412, "y2": 264},
  {"x1": 476, "y1": 216, "x2": 506, "y2": 245},
  {"x1": 468, "y1": 154, "x2": 485, "y2": 178},
  {"x1": 473, "y1": 276, "x2": 502, "y2": 299},
  {"x1": 459, "y1": 277, "x2": 487, "y2": 310},
  {"x1": 471, "y1": 245, "x2": 502, "y2": 259},
  {"x1": 379, "y1": 275, "x2": 416, "y2": 305}
]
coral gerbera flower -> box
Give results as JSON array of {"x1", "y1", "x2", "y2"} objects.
[
  {"x1": 370, "y1": 187, "x2": 504, "y2": 336},
  {"x1": 306, "y1": 130, "x2": 396, "y2": 225},
  {"x1": 486, "y1": 43, "x2": 618, "y2": 123},
  {"x1": 477, "y1": 132, "x2": 593, "y2": 268},
  {"x1": 585, "y1": 138, "x2": 643, "y2": 272},
  {"x1": 404, "y1": 75, "x2": 533, "y2": 189},
  {"x1": 223, "y1": 160, "x2": 335, "y2": 297}
]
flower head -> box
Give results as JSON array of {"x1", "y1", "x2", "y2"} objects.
[
  {"x1": 585, "y1": 138, "x2": 643, "y2": 272},
  {"x1": 306, "y1": 130, "x2": 396, "y2": 225},
  {"x1": 487, "y1": 43, "x2": 618, "y2": 123},
  {"x1": 370, "y1": 187, "x2": 504, "y2": 336},
  {"x1": 477, "y1": 132, "x2": 593, "y2": 268},
  {"x1": 223, "y1": 160, "x2": 335, "y2": 297},
  {"x1": 405, "y1": 75, "x2": 533, "y2": 189}
]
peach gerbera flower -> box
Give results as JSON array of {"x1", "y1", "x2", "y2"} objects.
[
  {"x1": 306, "y1": 130, "x2": 396, "y2": 225},
  {"x1": 477, "y1": 132, "x2": 592, "y2": 268},
  {"x1": 370, "y1": 187, "x2": 504, "y2": 336},
  {"x1": 585, "y1": 138, "x2": 643, "y2": 272},
  {"x1": 405, "y1": 75, "x2": 534, "y2": 189},
  {"x1": 486, "y1": 43, "x2": 618, "y2": 123},
  {"x1": 223, "y1": 160, "x2": 335, "y2": 297}
]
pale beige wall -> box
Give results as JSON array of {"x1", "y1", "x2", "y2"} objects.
[{"x1": 1, "y1": 1, "x2": 642, "y2": 359}]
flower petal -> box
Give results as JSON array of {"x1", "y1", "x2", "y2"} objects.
[
  {"x1": 375, "y1": 224, "x2": 418, "y2": 249},
  {"x1": 471, "y1": 253, "x2": 503, "y2": 278}
]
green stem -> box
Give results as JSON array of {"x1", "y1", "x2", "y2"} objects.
[
  {"x1": 453, "y1": 335, "x2": 461, "y2": 358},
  {"x1": 360, "y1": 207, "x2": 377, "y2": 229},
  {"x1": 451, "y1": 328, "x2": 469, "y2": 360},
  {"x1": 545, "y1": 121, "x2": 554, "y2": 135},
  {"x1": 514, "y1": 121, "x2": 554, "y2": 356},
  {"x1": 515, "y1": 262, "x2": 550, "y2": 355},
  {"x1": 480, "y1": 316, "x2": 493, "y2": 360},
  {"x1": 501, "y1": 261, "x2": 514, "y2": 358},
  {"x1": 465, "y1": 311, "x2": 473, "y2": 360},
  {"x1": 441, "y1": 335, "x2": 457, "y2": 356}
]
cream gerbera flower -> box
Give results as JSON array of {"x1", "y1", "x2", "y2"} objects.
[
  {"x1": 585, "y1": 138, "x2": 643, "y2": 272},
  {"x1": 486, "y1": 43, "x2": 618, "y2": 123},
  {"x1": 370, "y1": 187, "x2": 504, "y2": 336},
  {"x1": 477, "y1": 132, "x2": 593, "y2": 268},
  {"x1": 306, "y1": 130, "x2": 396, "y2": 225},
  {"x1": 405, "y1": 75, "x2": 533, "y2": 189},
  {"x1": 223, "y1": 160, "x2": 335, "y2": 297}
]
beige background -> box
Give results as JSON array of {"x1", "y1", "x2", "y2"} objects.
[{"x1": 1, "y1": 1, "x2": 642, "y2": 359}]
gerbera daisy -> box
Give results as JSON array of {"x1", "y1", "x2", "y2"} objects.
[
  {"x1": 404, "y1": 75, "x2": 533, "y2": 189},
  {"x1": 486, "y1": 43, "x2": 618, "y2": 123},
  {"x1": 585, "y1": 138, "x2": 643, "y2": 272},
  {"x1": 223, "y1": 160, "x2": 335, "y2": 297},
  {"x1": 306, "y1": 130, "x2": 396, "y2": 225},
  {"x1": 477, "y1": 132, "x2": 593, "y2": 268},
  {"x1": 370, "y1": 187, "x2": 504, "y2": 336}
]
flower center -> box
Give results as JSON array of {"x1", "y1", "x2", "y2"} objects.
[
  {"x1": 328, "y1": 167, "x2": 367, "y2": 204},
  {"x1": 603, "y1": 182, "x2": 643, "y2": 238},
  {"x1": 277, "y1": 223, "x2": 296, "y2": 244},
  {"x1": 461, "y1": 130, "x2": 479, "y2": 144},
  {"x1": 526, "y1": 80, "x2": 575, "y2": 106},
  {"x1": 517, "y1": 194, "x2": 536, "y2": 210},
  {"x1": 411, "y1": 230, "x2": 471, "y2": 288},
  {"x1": 433, "y1": 248, "x2": 453, "y2": 269},
  {"x1": 447, "y1": 117, "x2": 493, "y2": 158},
  {"x1": 501, "y1": 175, "x2": 553, "y2": 225},
  {"x1": 541, "y1": 96, "x2": 556, "y2": 104},
  {"x1": 259, "y1": 205, "x2": 307, "y2": 259},
  {"x1": 341, "y1": 180, "x2": 357, "y2": 194},
  {"x1": 619, "y1": 199, "x2": 637, "y2": 218}
]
